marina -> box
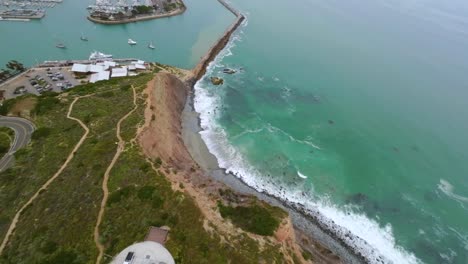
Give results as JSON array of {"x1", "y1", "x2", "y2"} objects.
[{"x1": 0, "y1": 9, "x2": 45, "y2": 19}]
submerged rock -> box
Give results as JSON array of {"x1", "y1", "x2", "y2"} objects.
[{"x1": 210, "y1": 77, "x2": 224, "y2": 85}]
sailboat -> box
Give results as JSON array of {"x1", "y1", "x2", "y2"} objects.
[
  {"x1": 128, "y1": 38, "x2": 137, "y2": 45},
  {"x1": 148, "y1": 41, "x2": 155, "y2": 49}
]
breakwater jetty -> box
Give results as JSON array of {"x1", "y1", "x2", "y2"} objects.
[{"x1": 189, "y1": 0, "x2": 245, "y2": 85}]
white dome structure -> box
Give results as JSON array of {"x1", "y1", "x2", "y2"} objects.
[{"x1": 111, "y1": 241, "x2": 175, "y2": 264}]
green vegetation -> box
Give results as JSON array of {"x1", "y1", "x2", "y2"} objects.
[
  {"x1": 0, "y1": 72, "x2": 287, "y2": 264},
  {"x1": 31, "y1": 127, "x2": 51, "y2": 140},
  {"x1": 0, "y1": 60, "x2": 25, "y2": 83},
  {"x1": 133, "y1": 5, "x2": 153, "y2": 14},
  {"x1": 218, "y1": 201, "x2": 284, "y2": 236},
  {"x1": 163, "y1": 2, "x2": 179, "y2": 12},
  {"x1": 0, "y1": 127, "x2": 14, "y2": 157}
]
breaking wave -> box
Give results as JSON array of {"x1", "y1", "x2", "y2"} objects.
[{"x1": 193, "y1": 14, "x2": 421, "y2": 264}]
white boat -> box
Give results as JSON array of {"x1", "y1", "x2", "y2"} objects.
[
  {"x1": 56, "y1": 43, "x2": 66, "y2": 49},
  {"x1": 128, "y1": 38, "x2": 137, "y2": 45},
  {"x1": 148, "y1": 41, "x2": 155, "y2": 49},
  {"x1": 89, "y1": 51, "x2": 113, "y2": 60}
]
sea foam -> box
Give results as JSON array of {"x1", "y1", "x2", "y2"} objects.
[{"x1": 193, "y1": 15, "x2": 421, "y2": 264}]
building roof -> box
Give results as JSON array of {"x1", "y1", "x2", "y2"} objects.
[
  {"x1": 88, "y1": 64, "x2": 105, "y2": 73},
  {"x1": 127, "y1": 64, "x2": 136, "y2": 71},
  {"x1": 145, "y1": 227, "x2": 169, "y2": 245},
  {"x1": 90, "y1": 71, "x2": 110, "y2": 83},
  {"x1": 111, "y1": 67, "x2": 127, "y2": 78},
  {"x1": 110, "y1": 241, "x2": 175, "y2": 264},
  {"x1": 97, "y1": 61, "x2": 117, "y2": 70},
  {"x1": 134, "y1": 64, "x2": 146, "y2": 70},
  {"x1": 71, "y1": 63, "x2": 89, "y2": 73}
]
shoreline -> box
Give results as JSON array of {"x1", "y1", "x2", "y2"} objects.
[
  {"x1": 87, "y1": 1, "x2": 186, "y2": 25},
  {"x1": 182, "y1": 0, "x2": 385, "y2": 263}
]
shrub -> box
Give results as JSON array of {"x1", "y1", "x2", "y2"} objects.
[
  {"x1": 34, "y1": 97, "x2": 60, "y2": 115},
  {"x1": 218, "y1": 202, "x2": 281, "y2": 236},
  {"x1": 32, "y1": 127, "x2": 52, "y2": 140},
  {"x1": 138, "y1": 186, "x2": 156, "y2": 200}
]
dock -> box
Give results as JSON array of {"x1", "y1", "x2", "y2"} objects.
[{"x1": 0, "y1": 9, "x2": 45, "y2": 19}]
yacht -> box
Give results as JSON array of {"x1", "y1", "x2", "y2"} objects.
[
  {"x1": 56, "y1": 43, "x2": 66, "y2": 49},
  {"x1": 128, "y1": 39, "x2": 137, "y2": 45},
  {"x1": 89, "y1": 51, "x2": 113, "y2": 60},
  {"x1": 148, "y1": 41, "x2": 155, "y2": 49}
]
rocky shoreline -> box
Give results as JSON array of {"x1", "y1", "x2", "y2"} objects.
[{"x1": 182, "y1": 0, "x2": 387, "y2": 263}]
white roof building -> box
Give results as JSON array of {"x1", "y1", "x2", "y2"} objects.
[
  {"x1": 97, "y1": 61, "x2": 117, "y2": 70},
  {"x1": 71, "y1": 63, "x2": 89, "y2": 73},
  {"x1": 88, "y1": 65, "x2": 105, "y2": 73},
  {"x1": 134, "y1": 64, "x2": 146, "y2": 70},
  {"x1": 111, "y1": 67, "x2": 128, "y2": 78},
  {"x1": 90, "y1": 71, "x2": 110, "y2": 83}
]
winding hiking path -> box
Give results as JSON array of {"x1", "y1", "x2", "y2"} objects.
[
  {"x1": 94, "y1": 85, "x2": 138, "y2": 264},
  {"x1": 0, "y1": 95, "x2": 91, "y2": 255}
]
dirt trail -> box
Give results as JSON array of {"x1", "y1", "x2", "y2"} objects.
[
  {"x1": 94, "y1": 85, "x2": 138, "y2": 264},
  {"x1": 0, "y1": 95, "x2": 91, "y2": 255}
]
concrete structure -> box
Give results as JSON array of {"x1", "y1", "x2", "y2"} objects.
[{"x1": 110, "y1": 241, "x2": 175, "y2": 264}]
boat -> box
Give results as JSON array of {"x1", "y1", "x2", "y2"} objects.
[
  {"x1": 56, "y1": 43, "x2": 66, "y2": 49},
  {"x1": 80, "y1": 34, "x2": 88, "y2": 41},
  {"x1": 128, "y1": 38, "x2": 137, "y2": 45},
  {"x1": 148, "y1": 41, "x2": 155, "y2": 49},
  {"x1": 89, "y1": 51, "x2": 113, "y2": 60}
]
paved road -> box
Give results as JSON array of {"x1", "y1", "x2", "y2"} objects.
[{"x1": 0, "y1": 116, "x2": 35, "y2": 172}]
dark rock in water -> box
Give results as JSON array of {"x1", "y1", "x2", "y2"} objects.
[
  {"x1": 393, "y1": 147, "x2": 400, "y2": 152},
  {"x1": 210, "y1": 77, "x2": 224, "y2": 85},
  {"x1": 223, "y1": 68, "x2": 236, "y2": 74},
  {"x1": 328, "y1": 120, "x2": 335, "y2": 125}
]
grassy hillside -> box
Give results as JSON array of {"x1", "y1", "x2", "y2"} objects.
[{"x1": 0, "y1": 72, "x2": 288, "y2": 264}]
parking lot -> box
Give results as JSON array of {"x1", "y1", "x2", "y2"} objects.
[{"x1": 0, "y1": 67, "x2": 82, "y2": 99}]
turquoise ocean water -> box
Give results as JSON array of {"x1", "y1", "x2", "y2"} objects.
[
  {"x1": 194, "y1": 0, "x2": 468, "y2": 263},
  {"x1": 2, "y1": 0, "x2": 468, "y2": 263}
]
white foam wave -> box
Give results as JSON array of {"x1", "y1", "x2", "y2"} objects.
[
  {"x1": 438, "y1": 179, "x2": 468, "y2": 203},
  {"x1": 297, "y1": 171, "x2": 308, "y2": 179},
  {"x1": 193, "y1": 16, "x2": 421, "y2": 264}
]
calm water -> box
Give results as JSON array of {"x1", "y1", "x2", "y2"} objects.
[
  {"x1": 0, "y1": 0, "x2": 233, "y2": 68},
  {"x1": 194, "y1": 0, "x2": 468, "y2": 263}
]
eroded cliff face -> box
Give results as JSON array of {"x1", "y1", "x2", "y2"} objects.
[{"x1": 139, "y1": 72, "x2": 193, "y2": 171}]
